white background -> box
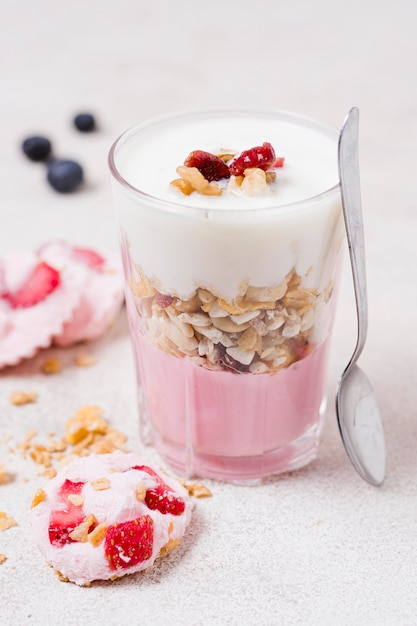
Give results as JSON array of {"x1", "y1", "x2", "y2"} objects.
[{"x1": 1, "y1": 1, "x2": 416, "y2": 624}]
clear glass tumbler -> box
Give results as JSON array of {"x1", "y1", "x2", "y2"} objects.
[{"x1": 108, "y1": 109, "x2": 344, "y2": 481}]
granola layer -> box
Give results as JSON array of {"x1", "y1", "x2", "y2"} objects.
[{"x1": 129, "y1": 267, "x2": 333, "y2": 375}]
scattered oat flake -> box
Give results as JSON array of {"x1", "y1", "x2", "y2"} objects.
[
  {"x1": 0, "y1": 554, "x2": 7, "y2": 564},
  {"x1": 30, "y1": 448, "x2": 52, "y2": 468},
  {"x1": 74, "y1": 352, "x2": 96, "y2": 367},
  {"x1": 17, "y1": 430, "x2": 37, "y2": 454},
  {"x1": 41, "y1": 357, "x2": 62, "y2": 374},
  {"x1": 186, "y1": 482, "x2": 212, "y2": 498},
  {"x1": 17, "y1": 407, "x2": 128, "y2": 477},
  {"x1": 65, "y1": 405, "x2": 107, "y2": 445},
  {"x1": 41, "y1": 467, "x2": 57, "y2": 479},
  {"x1": 9, "y1": 390, "x2": 37, "y2": 406},
  {"x1": 31, "y1": 488, "x2": 47, "y2": 509},
  {"x1": 0, "y1": 512, "x2": 17, "y2": 531},
  {"x1": 0, "y1": 464, "x2": 10, "y2": 485}
]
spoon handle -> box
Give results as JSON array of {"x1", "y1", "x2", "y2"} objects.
[{"x1": 338, "y1": 107, "x2": 368, "y2": 366}]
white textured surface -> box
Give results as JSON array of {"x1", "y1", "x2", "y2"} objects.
[{"x1": 1, "y1": 0, "x2": 417, "y2": 624}]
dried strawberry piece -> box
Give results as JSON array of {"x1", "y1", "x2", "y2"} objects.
[
  {"x1": 229, "y1": 142, "x2": 276, "y2": 176},
  {"x1": 184, "y1": 150, "x2": 231, "y2": 182},
  {"x1": 2, "y1": 261, "x2": 60, "y2": 309},
  {"x1": 48, "y1": 480, "x2": 86, "y2": 547},
  {"x1": 58, "y1": 479, "x2": 85, "y2": 500},
  {"x1": 132, "y1": 465, "x2": 186, "y2": 516},
  {"x1": 144, "y1": 484, "x2": 186, "y2": 515},
  {"x1": 105, "y1": 516, "x2": 154, "y2": 570}
]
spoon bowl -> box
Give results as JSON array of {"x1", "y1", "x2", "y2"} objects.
[
  {"x1": 336, "y1": 107, "x2": 386, "y2": 486},
  {"x1": 336, "y1": 364, "x2": 385, "y2": 485}
]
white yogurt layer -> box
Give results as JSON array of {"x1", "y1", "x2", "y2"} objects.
[{"x1": 110, "y1": 110, "x2": 343, "y2": 302}]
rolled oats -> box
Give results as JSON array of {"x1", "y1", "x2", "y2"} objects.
[
  {"x1": 211, "y1": 316, "x2": 251, "y2": 334},
  {"x1": 129, "y1": 262, "x2": 330, "y2": 374},
  {"x1": 226, "y1": 346, "x2": 255, "y2": 366},
  {"x1": 238, "y1": 326, "x2": 258, "y2": 352}
]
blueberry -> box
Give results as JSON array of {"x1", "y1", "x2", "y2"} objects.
[
  {"x1": 73, "y1": 113, "x2": 96, "y2": 132},
  {"x1": 47, "y1": 159, "x2": 83, "y2": 193},
  {"x1": 22, "y1": 136, "x2": 52, "y2": 162}
]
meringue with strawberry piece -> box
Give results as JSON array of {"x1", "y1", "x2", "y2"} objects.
[
  {"x1": 0, "y1": 251, "x2": 86, "y2": 368},
  {"x1": 0, "y1": 242, "x2": 124, "y2": 369},
  {"x1": 38, "y1": 241, "x2": 124, "y2": 346},
  {"x1": 30, "y1": 452, "x2": 192, "y2": 586}
]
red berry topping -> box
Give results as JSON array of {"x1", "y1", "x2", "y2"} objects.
[
  {"x1": 2, "y1": 261, "x2": 60, "y2": 309},
  {"x1": 132, "y1": 465, "x2": 186, "y2": 516},
  {"x1": 229, "y1": 142, "x2": 276, "y2": 176},
  {"x1": 72, "y1": 247, "x2": 105, "y2": 269},
  {"x1": 273, "y1": 156, "x2": 285, "y2": 168},
  {"x1": 105, "y1": 516, "x2": 154, "y2": 570},
  {"x1": 48, "y1": 480, "x2": 86, "y2": 547},
  {"x1": 184, "y1": 150, "x2": 231, "y2": 182}
]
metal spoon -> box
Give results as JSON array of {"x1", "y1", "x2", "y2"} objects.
[{"x1": 335, "y1": 106, "x2": 386, "y2": 486}]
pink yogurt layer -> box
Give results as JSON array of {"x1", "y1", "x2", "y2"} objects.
[{"x1": 133, "y1": 330, "x2": 331, "y2": 481}]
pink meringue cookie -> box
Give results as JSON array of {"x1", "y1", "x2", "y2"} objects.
[
  {"x1": 30, "y1": 452, "x2": 192, "y2": 586},
  {"x1": 0, "y1": 251, "x2": 86, "y2": 368},
  {"x1": 38, "y1": 241, "x2": 124, "y2": 346}
]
